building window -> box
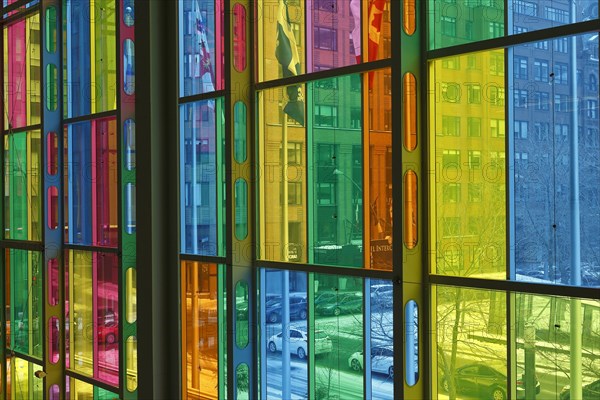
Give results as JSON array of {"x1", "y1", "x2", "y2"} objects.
[
  {"x1": 534, "y1": 122, "x2": 549, "y2": 140},
  {"x1": 554, "y1": 124, "x2": 568, "y2": 141},
  {"x1": 441, "y1": 82, "x2": 460, "y2": 103},
  {"x1": 384, "y1": 73, "x2": 392, "y2": 95},
  {"x1": 383, "y1": 38, "x2": 391, "y2": 58},
  {"x1": 442, "y1": 56, "x2": 460, "y2": 70},
  {"x1": 466, "y1": 55, "x2": 478, "y2": 69},
  {"x1": 467, "y1": 117, "x2": 481, "y2": 137},
  {"x1": 534, "y1": 92, "x2": 549, "y2": 111},
  {"x1": 513, "y1": 1, "x2": 538, "y2": 16},
  {"x1": 314, "y1": 104, "x2": 338, "y2": 127},
  {"x1": 554, "y1": 94, "x2": 568, "y2": 113},
  {"x1": 384, "y1": 110, "x2": 392, "y2": 130},
  {"x1": 534, "y1": 40, "x2": 549, "y2": 50},
  {"x1": 468, "y1": 184, "x2": 482, "y2": 203},
  {"x1": 587, "y1": 100, "x2": 599, "y2": 119},
  {"x1": 488, "y1": 22, "x2": 504, "y2": 38},
  {"x1": 586, "y1": 128, "x2": 599, "y2": 148},
  {"x1": 442, "y1": 149, "x2": 461, "y2": 169},
  {"x1": 350, "y1": 108, "x2": 361, "y2": 129},
  {"x1": 443, "y1": 183, "x2": 461, "y2": 203},
  {"x1": 489, "y1": 86, "x2": 505, "y2": 106},
  {"x1": 514, "y1": 56, "x2": 528, "y2": 80},
  {"x1": 316, "y1": 0, "x2": 336, "y2": 12},
  {"x1": 314, "y1": 26, "x2": 337, "y2": 50},
  {"x1": 489, "y1": 53, "x2": 504, "y2": 76},
  {"x1": 467, "y1": 84, "x2": 481, "y2": 104},
  {"x1": 287, "y1": 142, "x2": 302, "y2": 165},
  {"x1": 441, "y1": 16, "x2": 456, "y2": 37},
  {"x1": 288, "y1": 182, "x2": 302, "y2": 205},
  {"x1": 514, "y1": 89, "x2": 528, "y2": 108},
  {"x1": 468, "y1": 150, "x2": 481, "y2": 169},
  {"x1": 554, "y1": 63, "x2": 568, "y2": 84},
  {"x1": 490, "y1": 119, "x2": 505, "y2": 138},
  {"x1": 553, "y1": 37, "x2": 568, "y2": 53},
  {"x1": 534, "y1": 59, "x2": 549, "y2": 82},
  {"x1": 545, "y1": 6, "x2": 569, "y2": 23},
  {"x1": 514, "y1": 120, "x2": 528, "y2": 139},
  {"x1": 442, "y1": 217, "x2": 461, "y2": 237},
  {"x1": 315, "y1": 78, "x2": 338, "y2": 90},
  {"x1": 350, "y1": 74, "x2": 361, "y2": 92},
  {"x1": 441, "y1": 116, "x2": 460, "y2": 136}
]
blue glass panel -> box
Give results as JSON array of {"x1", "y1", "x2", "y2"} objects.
[
  {"x1": 123, "y1": 0, "x2": 135, "y2": 26},
  {"x1": 63, "y1": 0, "x2": 91, "y2": 118},
  {"x1": 369, "y1": 279, "x2": 394, "y2": 398},
  {"x1": 511, "y1": 1, "x2": 597, "y2": 35}
]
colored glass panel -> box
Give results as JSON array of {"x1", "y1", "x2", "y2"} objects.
[
  {"x1": 511, "y1": 34, "x2": 600, "y2": 287},
  {"x1": 66, "y1": 251, "x2": 119, "y2": 386},
  {"x1": 124, "y1": 119, "x2": 136, "y2": 171},
  {"x1": 313, "y1": 273, "x2": 363, "y2": 400},
  {"x1": 510, "y1": 0, "x2": 594, "y2": 35},
  {"x1": 433, "y1": 286, "x2": 507, "y2": 400},
  {"x1": 309, "y1": 74, "x2": 363, "y2": 267},
  {"x1": 45, "y1": 6, "x2": 57, "y2": 53},
  {"x1": 7, "y1": 357, "x2": 43, "y2": 400},
  {"x1": 4, "y1": 130, "x2": 42, "y2": 241},
  {"x1": 257, "y1": 84, "x2": 307, "y2": 262},
  {"x1": 123, "y1": 39, "x2": 135, "y2": 95},
  {"x1": 5, "y1": 249, "x2": 43, "y2": 359},
  {"x1": 126, "y1": 336, "x2": 138, "y2": 392},
  {"x1": 405, "y1": 300, "x2": 418, "y2": 387},
  {"x1": 63, "y1": 0, "x2": 117, "y2": 118},
  {"x1": 234, "y1": 179, "x2": 248, "y2": 240},
  {"x1": 181, "y1": 262, "x2": 225, "y2": 400},
  {"x1": 180, "y1": 98, "x2": 225, "y2": 256},
  {"x1": 235, "y1": 281, "x2": 249, "y2": 349},
  {"x1": 404, "y1": 171, "x2": 417, "y2": 250},
  {"x1": 261, "y1": 269, "x2": 308, "y2": 399},
  {"x1": 403, "y1": 73, "x2": 417, "y2": 151},
  {"x1": 123, "y1": 0, "x2": 135, "y2": 27},
  {"x1": 3, "y1": 14, "x2": 41, "y2": 130},
  {"x1": 428, "y1": 0, "x2": 505, "y2": 50},
  {"x1": 125, "y1": 268, "x2": 136, "y2": 324},
  {"x1": 369, "y1": 279, "x2": 394, "y2": 399},
  {"x1": 66, "y1": 377, "x2": 119, "y2": 400},
  {"x1": 64, "y1": 118, "x2": 118, "y2": 247},
  {"x1": 232, "y1": 4, "x2": 247, "y2": 72},
  {"x1": 430, "y1": 50, "x2": 507, "y2": 278},
  {"x1": 179, "y1": 0, "x2": 224, "y2": 97},
  {"x1": 125, "y1": 183, "x2": 136, "y2": 235}
]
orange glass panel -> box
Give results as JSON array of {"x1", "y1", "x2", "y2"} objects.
[
  {"x1": 403, "y1": 0, "x2": 416, "y2": 35},
  {"x1": 404, "y1": 170, "x2": 418, "y2": 249},
  {"x1": 403, "y1": 73, "x2": 417, "y2": 151}
]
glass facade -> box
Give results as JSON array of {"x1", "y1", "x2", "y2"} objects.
[{"x1": 1, "y1": 1, "x2": 598, "y2": 399}]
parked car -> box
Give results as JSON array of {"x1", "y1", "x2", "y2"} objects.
[
  {"x1": 348, "y1": 345, "x2": 394, "y2": 379},
  {"x1": 315, "y1": 293, "x2": 363, "y2": 316},
  {"x1": 265, "y1": 294, "x2": 307, "y2": 323},
  {"x1": 370, "y1": 284, "x2": 393, "y2": 298},
  {"x1": 440, "y1": 363, "x2": 540, "y2": 400},
  {"x1": 560, "y1": 378, "x2": 600, "y2": 400},
  {"x1": 267, "y1": 328, "x2": 332, "y2": 359},
  {"x1": 97, "y1": 307, "x2": 118, "y2": 345}
]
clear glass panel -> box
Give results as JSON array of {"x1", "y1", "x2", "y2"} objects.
[
  {"x1": 4, "y1": 130, "x2": 42, "y2": 241},
  {"x1": 369, "y1": 279, "x2": 394, "y2": 399},
  {"x1": 123, "y1": 0, "x2": 135, "y2": 26},
  {"x1": 434, "y1": 286, "x2": 507, "y2": 400},
  {"x1": 49, "y1": 316, "x2": 59, "y2": 364},
  {"x1": 126, "y1": 336, "x2": 138, "y2": 392},
  {"x1": 514, "y1": 293, "x2": 600, "y2": 400},
  {"x1": 46, "y1": 132, "x2": 58, "y2": 175},
  {"x1": 47, "y1": 186, "x2": 59, "y2": 230},
  {"x1": 6, "y1": 249, "x2": 43, "y2": 359},
  {"x1": 512, "y1": 33, "x2": 600, "y2": 287},
  {"x1": 262, "y1": 269, "x2": 307, "y2": 399},
  {"x1": 180, "y1": 98, "x2": 225, "y2": 256},
  {"x1": 257, "y1": 85, "x2": 307, "y2": 262},
  {"x1": 233, "y1": 4, "x2": 247, "y2": 72},
  {"x1": 310, "y1": 75, "x2": 363, "y2": 268},
  {"x1": 403, "y1": 171, "x2": 417, "y2": 250},
  {"x1": 46, "y1": 64, "x2": 58, "y2": 111},
  {"x1": 430, "y1": 50, "x2": 506, "y2": 278},
  {"x1": 405, "y1": 300, "x2": 418, "y2": 386},
  {"x1": 126, "y1": 268, "x2": 137, "y2": 324},
  {"x1": 3, "y1": 14, "x2": 41, "y2": 130},
  {"x1": 179, "y1": 0, "x2": 224, "y2": 96},
  {"x1": 313, "y1": 272, "x2": 363, "y2": 400},
  {"x1": 428, "y1": 0, "x2": 505, "y2": 50},
  {"x1": 234, "y1": 102, "x2": 247, "y2": 163},
  {"x1": 236, "y1": 281, "x2": 249, "y2": 349},
  {"x1": 235, "y1": 179, "x2": 248, "y2": 240},
  {"x1": 125, "y1": 183, "x2": 136, "y2": 234},
  {"x1": 403, "y1": 73, "x2": 417, "y2": 151},
  {"x1": 182, "y1": 262, "x2": 220, "y2": 399},
  {"x1": 64, "y1": 118, "x2": 118, "y2": 247},
  {"x1": 46, "y1": 6, "x2": 57, "y2": 53},
  {"x1": 123, "y1": 39, "x2": 135, "y2": 95},
  {"x1": 124, "y1": 119, "x2": 136, "y2": 170}
]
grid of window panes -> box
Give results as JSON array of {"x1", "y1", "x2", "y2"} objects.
[
  {"x1": 428, "y1": 1, "x2": 600, "y2": 399},
  {"x1": 0, "y1": 0, "x2": 136, "y2": 398}
]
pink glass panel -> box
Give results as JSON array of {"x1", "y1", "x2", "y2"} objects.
[
  {"x1": 49, "y1": 317, "x2": 60, "y2": 364},
  {"x1": 47, "y1": 186, "x2": 59, "y2": 230},
  {"x1": 48, "y1": 258, "x2": 59, "y2": 306}
]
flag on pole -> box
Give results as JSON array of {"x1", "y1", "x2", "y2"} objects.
[
  {"x1": 194, "y1": 0, "x2": 216, "y2": 103},
  {"x1": 349, "y1": 0, "x2": 361, "y2": 64},
  {"x1": 367, "y1": 0, "x2": 387, "y2": 88},
  {"x1": 276, "y1": 0, "x2": 304, "y2": 126}
]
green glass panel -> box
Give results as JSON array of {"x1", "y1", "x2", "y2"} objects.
[
  {"x1": 234, "y1": 102, "x2": 247, "y2": 163},
  {"x1": 45, "y1": 6, "x2": 57, "y2": 53},
  {"x1": 428, "y1": 0, "x2": 505, "y2": 50},
  {"x1": 434, "y1": 286, "x2": 507, "y2": 399},
  {"x1": 235, "y1": 179, "x2": 248, "y2": 240},
  {"x1": 313, "y1": 273, "x2": 364, "y2": 400},
  {"x1": 430, "y1": 50, "x2": 506, "y2": 278},
  {"x1": 515, "y1": 294, "x2": 600, "y2": 400},
  {"x1": 46, "y1": 64, "x2": 58, "y2": 111},
  {"x1": 309, "y1": 75, "x2": 363, "y2": 267},
  {"x1": 8, "y1": 250, "x2": 43, "y2": 359},
  {"x1": 236, "y1": 363, "x2": 249, "y2": 400},
  {"x1": 235, "y1": 281, "x2": 249, "y2": 349}
]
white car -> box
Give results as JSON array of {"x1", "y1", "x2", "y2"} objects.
[
  {"x1": 267, "y1": 328, "x2": 332, "y2": 359},
  {"x1": 348, "y1": 345, "x2": 394, "y2": 378}
]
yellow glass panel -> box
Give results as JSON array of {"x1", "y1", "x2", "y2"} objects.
[
  {"x1": 90, "y1": 0, "x2": 117, "y2": 113},
  {"x1": 126, "y1": 268, "x2": 137, "y2": 324},
  {"x1": 126, "y1": 336, "x2": 138, "y2": 392},
  {"x1": 429, "y1": 50, "x2": 506, "y2": 278},
  {"x1": 69, "y1": 250, "x2": 94, "y2": 377}
]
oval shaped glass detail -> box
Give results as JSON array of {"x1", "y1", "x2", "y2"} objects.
[
  {"x1": 403, "y1": 0, "x2": 416, "y2": 36},
  {"x1": 232, "y1": 4, "x2": 247, "y2": 72},
  {"x1": 403, "y1": 170, "x2": 418, "y2": 249},
  {"x1": 126, "y1": 268, "x2": 137, "y2": 323},
  {"x1": 123, "y1": 0, "x2": 135, "y2": 26},
  {"x1": 47, "y1": 186, "x2": 59, "y2": 230},
  {"x1": 405, "y1": 300, "x2": 419, "y2": 386},
  {"x1": 47, "y1": 258, "x2": 59, "y2": 306},
  {"x1": 124, "y1": 119, "x2": 136, "y2": 170},
  {"x1": 235, "y1": 281, "x2": 249, "y2": 349},
  {"x1": 234, "y1": 102, "x2": 247, "y2": 163},
  {"x1": 403, "y1": 73, "x2": 417, "y2": 151},
  {"x1": 45, "y1": 6, "x2": 57, "y2": 53},
  {"x1": 49, "y1": 316, "x2": 60, "y2": 364},
  {"x1": 235, "y1": 179, "x2": 248, "y2": 240},
  {"x1": 236, "y1": 363, "x2": 250, "y2": 397},
  {"x1": 126, "y1": 336, "x2": 138, "y2": 391},
  {"x1": 126, "y1": 183, "x2": 136, "y2": 234},
  {"x1": 46, "y1": 132, "x2": 58, "y2": 175},
  {"x1": 124, "y1": 39, "x2": 135, "y2": 95},
  {"x1": 46, "y1": 64, "x2": 58, "y2": 111}
]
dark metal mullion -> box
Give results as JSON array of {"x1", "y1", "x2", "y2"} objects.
[
  {"x1": 255, "y1": 58, "x2": 392, "y2": 91},
  {"x1": 429, "y1": 274, "x2": 600, "y2": 299},
  {"x1": 0, "y1": 240, "x2": 44, "y2": 251},
  {"x1": 61, "y1": 110, "x2": 117, "y2": 126},
  {"x1": 3, "y1": 124, "x2": 42, "y2": 135},
  {"x1": 2, "y1": 0, "x2": 36, "y2": 15},
  {"x1": 427, "y1": 19, "x2": 600, "y2": 60},
  {"x1": 64, "y1": 370, "x2": 119, "y2": 394},
  {"x1": 178, "y1": 89, "x2": 227, "y2": 105},
  {"x1": 179, "y1": 254, "x2": 227, "y2": 264},
  {"x1": 256, "y1": 259, "x2": 394, "y2": 280},
  {"x1": 62, "y1": 243, "x2": 120, "y2": 254},
  {"x1": 1, "y1": 4, "x2": 39, "y2": 26},
  {"x1": 4, "y1": 350, "x2": 42, "y2": 366}
]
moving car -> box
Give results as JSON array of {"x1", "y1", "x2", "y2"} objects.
[
  {"x1": 267, "y1": 328, "x2": 332, "y2": 359},
  {"x1": 265, "y1": 294, "x2": 307, "y2": 323},
  {"x1": 560, "y1": 378, "x2": 600, "y2": 400},
  {"x1": 348, "y1": 345, "x2": 394, "y2": 379},
  {"x1": 440, "y1": 363, "x2": 540, "y2": 400}
]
